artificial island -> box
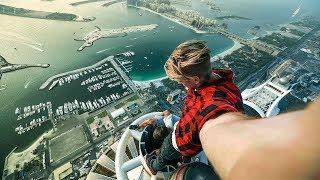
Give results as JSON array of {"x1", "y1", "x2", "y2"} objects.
[
  {"x1": 0, "y1": 4, "x2": 95, "y2": 22},
  {"x1": 75, "y1": 24, "x2": 158, "y2": 51}
]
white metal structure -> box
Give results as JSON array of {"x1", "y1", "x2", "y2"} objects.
[
  {"x1": 242, "y1": 77, "x2": 291, "y2": 117},
  {"x1": 115, "y1": 112, "x2": 208, "y2": 180},
  {"x1": 116, "y1": 112, "x2": 159, "y2": 180}
]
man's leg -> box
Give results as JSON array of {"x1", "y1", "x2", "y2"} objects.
[{"x1": 151, "y1": 132, "x2": 181, "y2": 171}]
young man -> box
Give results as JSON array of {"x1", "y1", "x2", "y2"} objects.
[{"x1": 145, "y1": 40, "x2": 244, "y2": 175}]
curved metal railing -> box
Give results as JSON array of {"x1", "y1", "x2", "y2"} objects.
[{"x1": 115, "y1": 112, "x2": 161, "y2": 180}]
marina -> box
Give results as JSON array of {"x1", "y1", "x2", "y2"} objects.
[
  {"x1": 14, "y1": 53, "x2": 137, "y2": 135},
  {"x1": 117, "y1": 51, "x2": 135, "y2": 72},
  {"x1": 15, "y1": 102, "x2": 53, "y2": 121},
  {"x1": 54, "y1": 92, "x2": 128, "y2": 116},
  {"x1": 119, "y1": 60, "x2": 133, "y2": 72},
  {"x1": 80, "y1": 68, "x2": 117, "y2": 86},
  {"x1": 39, "y1": 52, "x2": 135, "y2": 92},
  {"x1": 14, "y1": 91, "x2": 132, "y2": 135},
  {"x1": 86, "y1": 76, "x2": 122, "y2": 92},
  {"x1": 15, "y1": 116, "x2": 51, "y2": 135},
  {"x1": 39, "y1": 56, "x2": 115, "y2": 90},
  {"x1": 15, "y1": 102, "x2": 53, "y2": 135}
]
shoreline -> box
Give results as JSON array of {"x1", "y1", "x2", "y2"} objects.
[
  {"x1": 4, "y1": 130, "x2": 54, "y2": 175},
  {"x1": 2, "y1": 147, "x2": 17, "y2": 179},
  {"x1": 128, "y1": 5, "x2": 207, "y2": 34},
  {"x1": 211, "y1": 40, "x2": 243, "y2": 60},
  {"x1": 132, "y1": 40, "x2": 242, "y2": 84},
  {"x1": 133, "y1": 76, "x2": 168, "y2": 87},
  {"x1": 128, "y1": 4, "x2": 242, "y2": 84}
]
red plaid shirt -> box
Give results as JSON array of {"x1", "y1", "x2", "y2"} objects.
[{"x1": 174, "y1": 69, "x2": 244, "y2": 156}]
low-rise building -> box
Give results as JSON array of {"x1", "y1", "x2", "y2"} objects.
[
  {"x1": 110, "y1": 108, "x2": 126, "y2": 119},
  {"x1": 53, "y1": 162, "x2": 73, "y2": 180},
  {"x1": 89, "y1": 115, "x2": 115, "y2": 138}
]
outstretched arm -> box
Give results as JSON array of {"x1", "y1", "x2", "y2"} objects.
[{"x1": 200, "y1": 99, "x2": 320, "y2": 179}]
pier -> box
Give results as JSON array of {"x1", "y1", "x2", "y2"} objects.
[
  {"x1": 2, "y1": 147, "x2": 17, "y2": 179},
  {"x1": 39, "y1": 56, "x2": 114, "y2": 90},
  {"x1": 110, "y1": 58, "x2": 139, "y2": 94}
]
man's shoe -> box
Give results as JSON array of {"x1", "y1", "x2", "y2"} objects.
[{"x1": 145, "y1": 151, "x2": 158, "y2": 175}]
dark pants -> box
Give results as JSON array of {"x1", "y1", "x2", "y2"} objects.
[{"x1": 151, "y1": 132, "x2": 181, "y2": 171}]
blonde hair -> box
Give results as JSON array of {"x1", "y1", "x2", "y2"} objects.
[{"x1": 164, "y1": 40, "x2": 212, "y2": 81}]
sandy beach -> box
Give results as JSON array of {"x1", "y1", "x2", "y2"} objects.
[
  {"x1": 133, "y1": 76, "x2": 168, "y2": 87},
  {"x1": 4, "y1": 130, "x2": 54, "y2": 174},
  {"x1": 211, "y1": 40, "x2": 243, "y2": 60}
]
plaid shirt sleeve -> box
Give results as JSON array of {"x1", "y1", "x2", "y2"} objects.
[
  {"x1": 175, "y1": 100, "x2": 239, "y2": 157},
  {"x1": 174, "y1": 79, "x2": 244, "y2": 157}
]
